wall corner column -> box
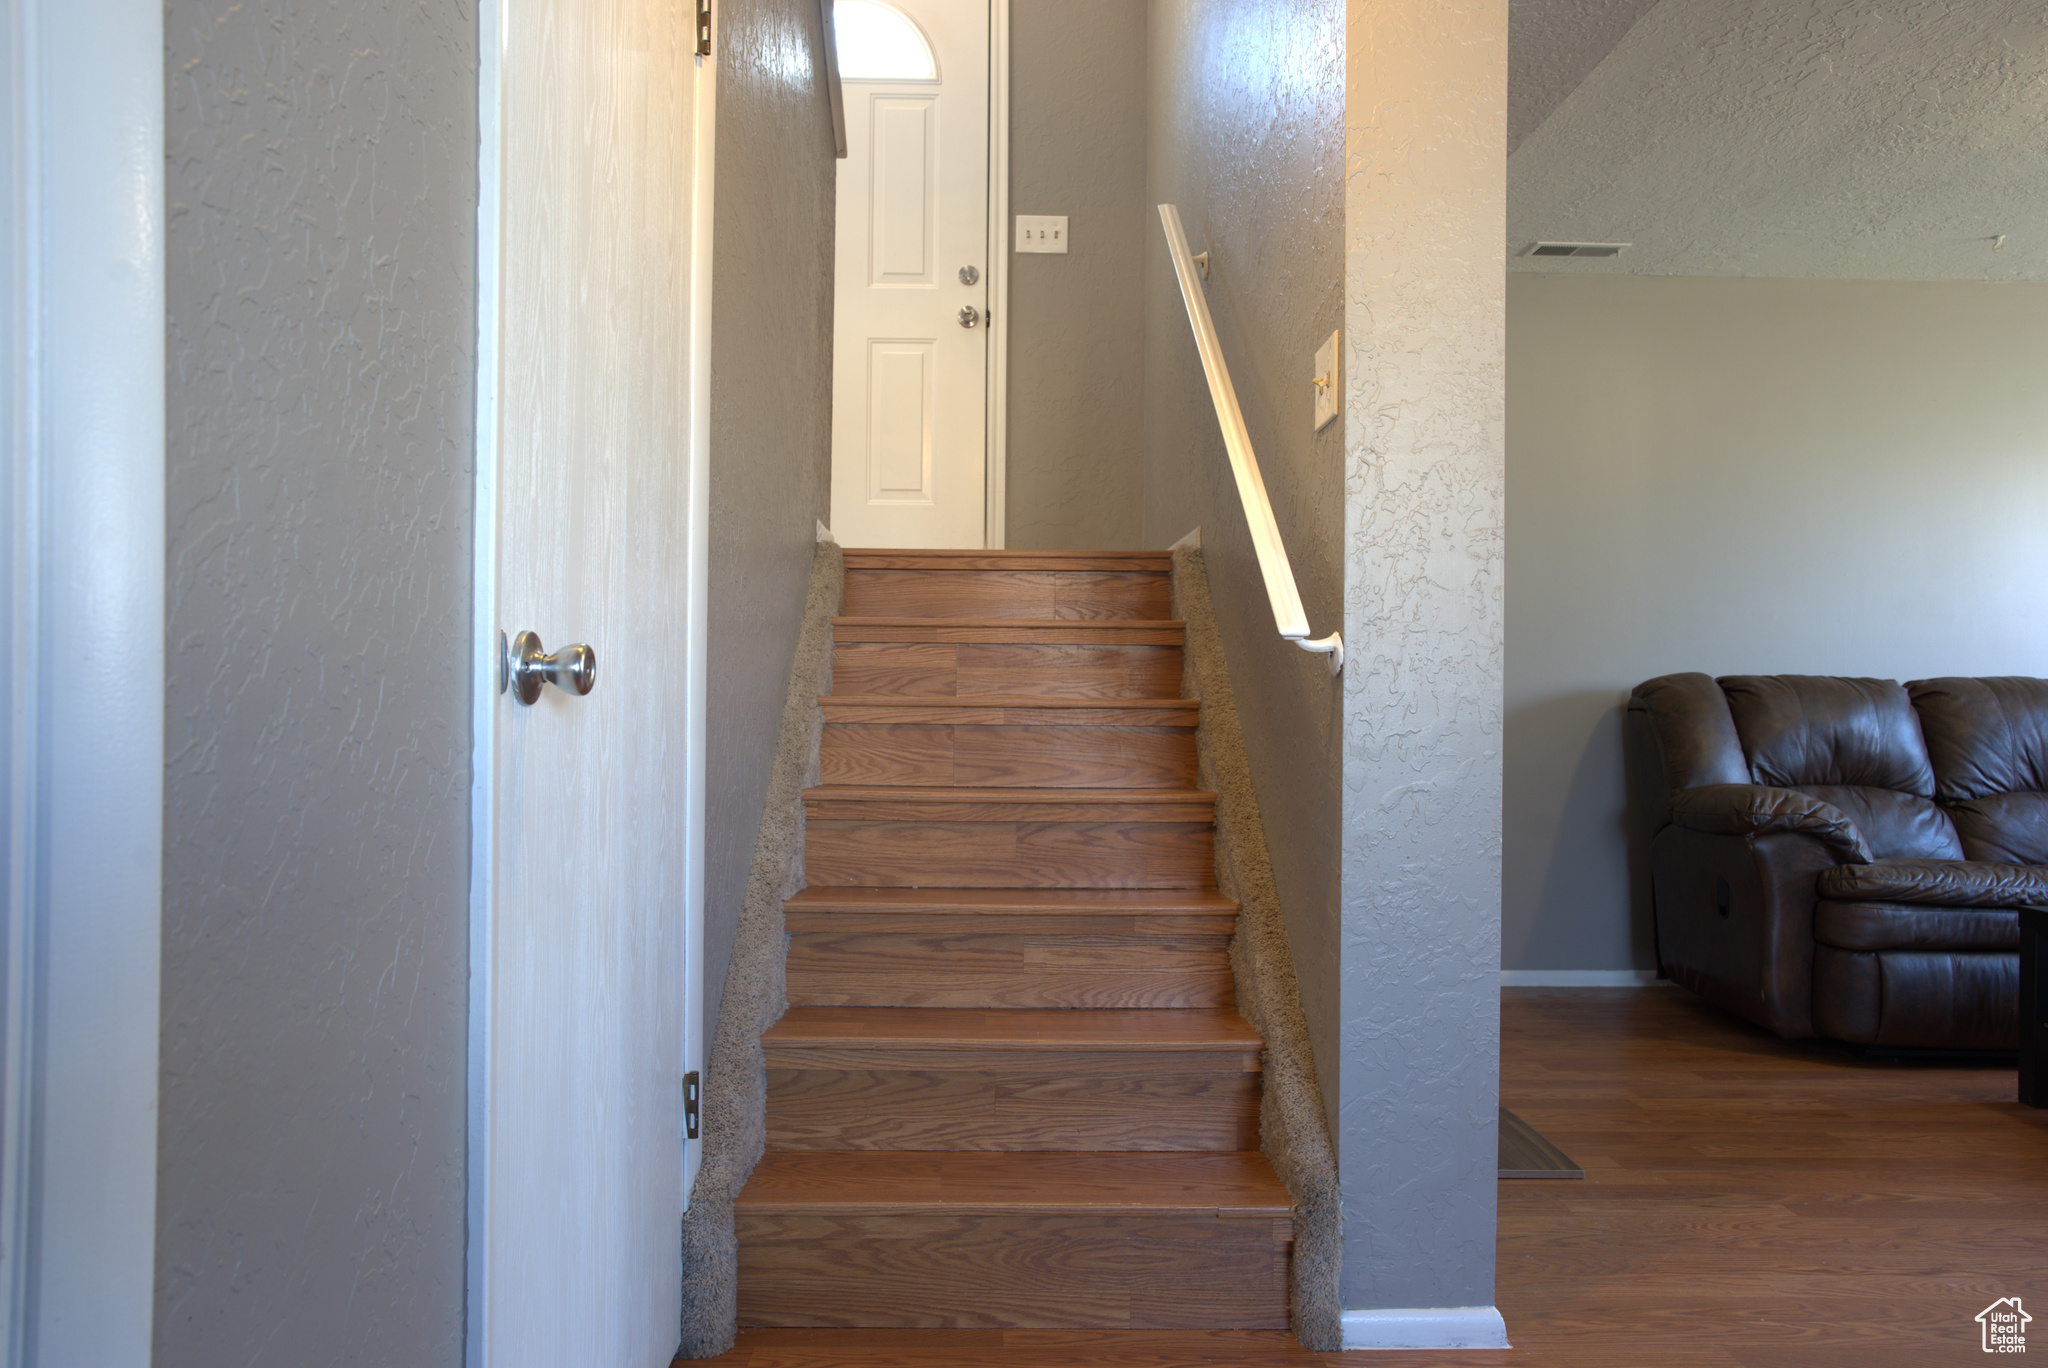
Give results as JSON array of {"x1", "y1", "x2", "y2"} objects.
[{"x1": 1337, "y1": 0, "x2": 1507, "y2": 1346}]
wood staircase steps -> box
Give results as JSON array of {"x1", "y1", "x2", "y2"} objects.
[
  {"x1": 737, "y1": 548, "x2": 1288, "y2": 1331},
  {"x1": 784, "y1": 888, "x2": 1239, "y2": 1007},
  {"x1": 804, "y1": 786, "x2": 1217, "y2": 889},
  {"x1": 734, "y1": 1151, "x2": 1292, "y2": 1329},
  {"x1": 819, "y1": 697, "x2": 1198, "y2": 789},
  {"x1": 763, "y1": 1007, "x2": 1262, "y2": 1151}
]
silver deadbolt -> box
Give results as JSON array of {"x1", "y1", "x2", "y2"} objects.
[
  {"x1": 503, "y1": 629, "x2": 597, "y2": 705},
  {"x1": 958, "y1": 265, "x2": 979, "y2": 285},
  {"x1": 957, "y1": 305, "x2": 981, "y2": 329}
]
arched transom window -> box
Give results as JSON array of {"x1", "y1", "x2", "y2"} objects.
[{"x1": 834, "y1": 0, "x2": 938, "y2": 82}]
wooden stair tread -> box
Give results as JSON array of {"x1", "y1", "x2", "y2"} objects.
[
  {"x1": 806, "y1": 786, "x2": 1214, "y2": 805},
  {"x1": 784, "y1": 888, "x2": 1239, "y2": 914},
  {"x1": 822, "y1": 699, "x2": 1196, "y2": 733},
  {"x1": 737, "y1": 1151, "x2": 1290, "y2": 1217},
  {"x1": 833, "y1": 621, "x2": 1185, "y2": 649},
  {"x1": 843, "y1": 550, "x2": 1172, "y2": 572},
  {"x1": 834, "y1": 618, "x2": 1186, "y2": 629},
  {"x1": 843, "y1": 571, "x2": 1171, "y2": 622},
  {"x1": 822, "y1": 695, "x2": 1198, "y2": 712},
  {"x1": 765, "y1": 1007, "x2": 1261, "y2": 1051}
]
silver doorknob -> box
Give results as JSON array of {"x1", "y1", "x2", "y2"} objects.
[
  {"x1": 505, "y1": 629, "x2": 597, "y2": 705},
  {"x1": 957, "y1": 306, "x2": 980, "y2": 329}
]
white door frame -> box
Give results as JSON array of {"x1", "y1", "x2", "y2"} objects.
[
  {"x1": 467, "y1": 3, "x2": 715, "y2": 1361},
  {"x1": 983, "y1": 0, "x2": 1010, "y2": 549},
  {"x1": 1, "y1": 1, "x2": 165, "y2": 1364}
]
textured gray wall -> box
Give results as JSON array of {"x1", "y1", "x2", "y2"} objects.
[
  {"x1": 1506, "y1": 274, "x2": 2048, "y2": 972},
  {"x1": 1340, "y1": 0, "x2": 1505, "y2": 1317},
  {"x1": 1141, "y1": 0, "x2": 1347, "y2": 1136},
  {"x1": 160, "y1": 2, "x2": 474, "y2": 1364},
  {"x1": 704, "y1": 0, "x2": 837, "y2": 1051},
  {"x1": 1005, "y1": 0, "x2": 1149, "y2": 550}
]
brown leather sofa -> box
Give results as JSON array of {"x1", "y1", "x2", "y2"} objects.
[{"x1": 1627, "y1": 674, "x2": 2048, "y2": 1050}]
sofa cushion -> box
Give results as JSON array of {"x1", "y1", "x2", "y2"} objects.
[
  {"x1": 1717, "y1": 676, "x2": 1962, "y2": 859},
  {"x1": 1944, "y1": 793, "x2": 2048, "y2": 866},
  {"x1": 1629, "y1": 673, "x2": 1749, "y2": 795},
  {"x1": 1909, "y1": 677, "x2": 2048, "y2": 864},
  {"x1": 1907, "y1": 676, "x2": 2048, "y2": 801},
  {"x1": 1720, "y1": 675, "x2": 1937, "y2": 793},
  {"x1": 1812, "y1": 944, "x2": 2017, "y2": 1049},
  {"x1": 1813, "y1": 900, "x2": 2020, "y2": 952},
  {"x1": 1815, "y1": 857, "x2": 2048, "y2": 908}
]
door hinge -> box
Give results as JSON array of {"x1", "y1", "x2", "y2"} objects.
[
  {"x1": 683, "y1": 1070, "x2": 701, "y2": 1140},
  {"x1": 695, "y1": 0, "x2": 712, "y2": 56}
]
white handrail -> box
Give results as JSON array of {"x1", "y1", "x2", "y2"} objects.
[{"x1": 1158, "y1": 204, "x2": 1343, "y2": 673}]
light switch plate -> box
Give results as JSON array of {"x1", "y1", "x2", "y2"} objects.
[
  {"x1": 1015, "y1": 215, "x2": 1068, "y2": 254},
  {"x1": 1313, "y1": 329, "x2": 1341, "y2": 431}
]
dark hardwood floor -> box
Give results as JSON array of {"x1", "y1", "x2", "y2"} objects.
[{"x1": 687, "y1": 986, "x2": 2048, "y2": 1366}]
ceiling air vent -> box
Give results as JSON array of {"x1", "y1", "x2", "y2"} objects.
[{"x1": 1526, "y1": 242, "x2": 1630, "y2": 258}]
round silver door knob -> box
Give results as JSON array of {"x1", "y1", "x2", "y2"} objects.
[
  {"x1": 957, "y1": 305, "x2": 980, "y2": 329},
  {"x1": 506, "y1": 629, "x2": 598, "y2": 705}
]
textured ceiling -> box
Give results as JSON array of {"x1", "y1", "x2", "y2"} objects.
[
  {"x1": 1508, "y1": 0, "x2": 1663, "y2": 157},
  {"x1": 1509, "y1": 0, "x2": 2048, "y2": 279}
]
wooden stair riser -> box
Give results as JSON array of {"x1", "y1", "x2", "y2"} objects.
[
  {"x1": 841, "y1": 552, "x2": 1175, "y2": 572},
  {"x1": 735, "y1": 1212, "x2": 1290, "y2": 1329},
  {"x1": 786, "y1": 921, "x2": 1235, "y2": 1008},
  {"x1": 782, "y1": 889, "x2": 1242, "y2": 917},
  {"x1": 820, "y1": 722, "x2": 1196, "y2": 789},
  {"x1": 832, "y1": 641, "x2": 1185, "y2": 699},
  {"x1": 844, "y1": 569, "x2": 1171, "y2": 622},
  {"x1": 805, "y1": 820, "x2": 1215, "y2": 889},
  {"x1": 765, "y1": 1049, "x2": 1260, "y2": 1151}
]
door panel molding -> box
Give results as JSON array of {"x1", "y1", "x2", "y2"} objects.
[
  {"x1": 867, "y1": 340, "x2": 938, "y2": 503},
  {"x1": 871, "y1": 97, "x2": 937, "y2": 285}
]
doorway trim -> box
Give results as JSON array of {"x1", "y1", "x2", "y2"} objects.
[
  {"x1": 466, "y1": 3, "x2": 716, "y2": 1361},
  {"x1": 2, "y1": 0, "x2": 164, "y2": 1361},
  {"x1": 983, "y1": 0, "x2": 1010, "y2": 549}
]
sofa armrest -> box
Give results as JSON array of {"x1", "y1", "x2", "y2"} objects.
[
  {"x1": 1669, "y1": 784, "x2": 1872, "y2": 865},
  {"x1": 1652, "y1": 825, "x2": 1838, "y2": 1039}
]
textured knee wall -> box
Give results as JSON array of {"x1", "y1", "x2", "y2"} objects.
[
  {"x1": 1171, "y1": 546, "x2": 1342, "y2": 1352},
  {"x1": 676, "y1": 539, "x2": 842, "y2": 1358}
]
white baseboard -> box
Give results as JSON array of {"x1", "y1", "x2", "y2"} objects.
[
  {"x1": 1501, "y1": 969, "x2": 1667, "y2": 987},
  {"x1": 1342, "y1": 1305, "x2": 1509, "y2": 1350}
]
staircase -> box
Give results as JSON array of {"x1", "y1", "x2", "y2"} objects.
[{"x1": 735, "y1": 549, "x2": 1292, "y2": 1330}]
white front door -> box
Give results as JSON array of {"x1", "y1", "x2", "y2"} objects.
[
  {"x1": 829, "y1": 0, "x2": 991, "y2": 548},
  {"x1": 472, "y1": 0, "x2": 711, "y2": 1363}
]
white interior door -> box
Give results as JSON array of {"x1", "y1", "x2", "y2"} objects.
[
  {"x1": 829, "y1": 0, "x2": 991, "y2": 548},
  {"x1": 472, "y1": 0, "x2": 712, "y2": 1364}
]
